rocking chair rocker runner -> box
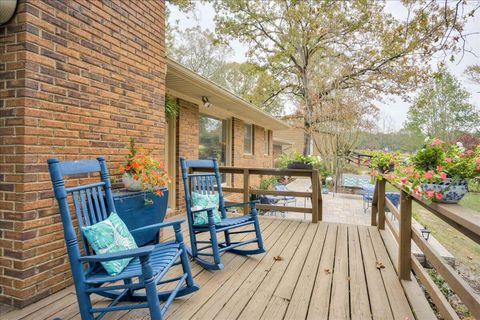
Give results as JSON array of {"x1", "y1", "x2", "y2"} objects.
[
  {"x1": 180, "y1": 157, "x2": 266, "y2": 270},
  {"x1": 48, "y1": 157, "x2": 199, "y2": 320}
]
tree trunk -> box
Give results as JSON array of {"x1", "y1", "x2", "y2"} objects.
[
  {"x1": 303, "y1": 128, "x2": 312, "y2": 155},
  {"x1": 302, "y1": 67, "x2": 313, "y2": 156}
]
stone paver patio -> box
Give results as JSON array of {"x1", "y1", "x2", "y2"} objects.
[{"x1": 265, "y1": 178, "x2": 370, "y2": 225}]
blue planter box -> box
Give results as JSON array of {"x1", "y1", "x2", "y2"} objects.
[{"x1": 112, "y1": 188, "x2": 168, "y2": 246}]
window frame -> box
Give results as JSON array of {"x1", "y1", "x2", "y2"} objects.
[
  {"x1": 264, "y1": 129, "x2": 270, "y2": 155},
  {"x1": 243, "y1": 123, "x2": 254, "y2": 155}
]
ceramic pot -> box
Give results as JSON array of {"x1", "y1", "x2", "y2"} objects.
[
  {"x1": 421, "y1": 179, "x2": 468, "y2": 204},
  {"x1": 122, "y1": 173, "x2": 143, "y2": 191},
  {"x1": 113, "y1": 188, "x2": 168, "y2": 246}
]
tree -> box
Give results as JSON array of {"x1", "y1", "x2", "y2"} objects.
[
  {"x1": 214, "y1": 62, "x2": 285, "y2": 116},
  {"x1": 465, "y1": 64, "x2": 480, "y2": 85},
  {"x1": 213, "y1": 0, "x2": 476, "y2": 155},
  {"x1": 167, "y1": 26, "x2": 286, "y2": 115},
  {"x1": 167, "y1": 26, "x2": 232, "y2": 79},
  {"x1": 404, "y1": 68, "x2": 480, "y2": 143}
]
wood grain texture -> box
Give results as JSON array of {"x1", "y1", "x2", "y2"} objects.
[{"x1": 4, "y1": 218, "x2": 428, "y2": 320}]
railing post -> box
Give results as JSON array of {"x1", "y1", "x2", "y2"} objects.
[
  {"x1": 378, "y1": 179, "x2": 386, "y2": 230},
  {"x1": 371, "y1": 180, "x2": 378, "y2": 226},
  {"x1": 243, "y1": 169, "x2": 250, "y2": 214},
  {"x1": 311, "y1": 169, "x2": 319, "y2": 223},
  {"x1": 398, "y1": 190, "x2": 412, "y2": 281},
  {"x1": 317, "y1": 177, "x2": 323, "y2": 222}
]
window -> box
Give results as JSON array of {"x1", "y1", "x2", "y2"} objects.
[
  {"x1": 264, "y1": 129, "x2": 270, "y2": 155},
  {"x1": 244, "y1": 124, "x2": 253, "y2": 154},
  {"x1": 199, "y1": 115, "x2": 227, "y2": 164}
]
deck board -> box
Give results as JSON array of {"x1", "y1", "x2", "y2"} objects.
[
  {"x1": 3, "y1": 218, "x2": 429, "y2": 320},
  {"x1": 348, "y1": 225, "x2": 371, "y2": 320},
  {"x1": 329, "y1": 225, "x2": 350, "y2": 320},
  {"x1": 284, "y1": 223, "x2": 327, "y2": 320}
]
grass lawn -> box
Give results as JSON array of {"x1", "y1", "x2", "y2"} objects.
[{"x1": 457, "y1": 191, "x2": 480, "y2": 214}]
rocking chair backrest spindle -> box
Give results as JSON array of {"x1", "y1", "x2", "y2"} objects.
[
  {"x1": 48, "y1": 157, "x2": 116, "y2": 268},
  {"x1": 179, "y1": 158, "x2": 226, "y2": 224}
]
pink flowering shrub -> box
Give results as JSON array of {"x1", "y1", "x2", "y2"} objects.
[{"x1": 385, "y1": 138, "x2": 480, "y2": 202}]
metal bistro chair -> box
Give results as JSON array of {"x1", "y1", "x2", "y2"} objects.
[
  {"x1": 48, "y1": 157, "x2": 199, "y2": 320},
  {"x1": 180, "y1": 157, "x2": 266, "y2": 270}
]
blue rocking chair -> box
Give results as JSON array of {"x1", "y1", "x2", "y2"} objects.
[
  {"x1": 180, "y1": 157, "x2": 266, "y2": 270},
  {"x1": 48, "y1": 157, "x2": 199, "y2": 320}
]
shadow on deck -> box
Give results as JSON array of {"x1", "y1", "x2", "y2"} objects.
[{"x1": 3, "y1": 217, "x2": 433, "y2": 320}]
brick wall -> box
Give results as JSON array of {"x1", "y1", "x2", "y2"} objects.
[
  {"x1": 273, "y1": 144, "x2": 283, "y2": 163},
  {"x1": 175, "y1": 98, "x2": 199, "y2": 212},
  {"x1": 0, "y1": 0, "x2": 166, "y2": 307},
  {"x1": 170, "y1": 100, "x2": 275, "y2": 209},
  {"x1": 230, "y1": 118, "x2": 274, "y2": 199}
]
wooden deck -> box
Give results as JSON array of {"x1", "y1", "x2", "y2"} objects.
[{"x1": 3, "y1": 217, "x2": 431, "y2": 320}]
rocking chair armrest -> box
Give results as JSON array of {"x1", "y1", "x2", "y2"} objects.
[
  {"x1": 130, "y1": 220, "x2": 185, "y2": 236},
  {"x1": 80, "y1": 245, "x2": 155, "y2": 262}
]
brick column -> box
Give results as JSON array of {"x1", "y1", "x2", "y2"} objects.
[{"x1": 0, "y1": 0, "x2": 166, "y2": 307}]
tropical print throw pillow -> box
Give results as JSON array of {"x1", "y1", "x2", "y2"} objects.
[
  {"x1": 191, "y1": 192, "x2": 221, "y2": 225},
  {"x1": 82, "y1": 213, "x2": 138, "y2": 276}
]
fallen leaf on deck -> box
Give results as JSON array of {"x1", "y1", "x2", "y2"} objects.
[
  {"x1": 376, "y1": 261, "x2": 385, "y2": 269},
  {"x1": 273, "y1": 256, "x2": 284, "y2": 261}
]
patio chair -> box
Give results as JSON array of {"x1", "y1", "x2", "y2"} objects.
[
  {"x1": 361, "y1": 183, "x2": 375, "y2": 213},
  {"x1": 180, "y1": 157, "x2": 266, "y2": 270},
  {"x1": 48, "y1": 157, "x2": 199, "y2": 320}
]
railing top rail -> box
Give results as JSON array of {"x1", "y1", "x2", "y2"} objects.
[
  {"x1": 383, "y1": 176, "x2": 480, "y2": 245},
  {"x1": 190, "y1": 166, "x2": 316, "y2": 177}
]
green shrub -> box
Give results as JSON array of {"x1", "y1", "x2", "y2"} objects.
[{"x1": 259, "y1": 176, "x2": 280, "y2": 190}]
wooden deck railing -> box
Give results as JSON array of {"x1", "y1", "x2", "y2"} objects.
[
  {"x1": 371, "y1": 178, "x2": 480, "y2": 319},
  {"x1": 188, "y1": 166, "x2": 323, "y2": 223}
]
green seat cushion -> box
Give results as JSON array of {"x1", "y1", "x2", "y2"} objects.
[
  {"x1": 82, "y1": 213, "x2": 138, "y2": 276},
  {"x1": 192, "y1": 192, "x2": 221, "y2": 226}
]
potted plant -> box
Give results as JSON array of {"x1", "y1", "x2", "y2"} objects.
[
  {"x1": 115, "y1": 139, "x2": 171, "y2": 244},
  {"x1": 389, "y1": 138, "x2": 480, "y2": 203},
  {"x1": 119, "y1": 138, "x2": 170, "y2": 195},
  {"x1": 368, "y1": 151, "x2": 397, "y2": 175},
  {"x1": 280, "y1": 151, "x2": 320, "y2": 170}
]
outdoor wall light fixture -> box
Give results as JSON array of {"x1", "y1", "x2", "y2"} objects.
[
  {"x1": 0, "y1": 0, "x2": 17, "y2": 25},
  {"x1": 202, "y1": 96, "x2": 212, "y2": 108},
  {"x1": 420, "y1": 228, "x2": 431, "y2": 241}
]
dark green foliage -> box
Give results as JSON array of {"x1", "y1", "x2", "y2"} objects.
[
  {"x1": 427, "y1": 269, "x2": 454, "y2": 299},
  {"x1": 165, "y1": 95, "x2": 179, "y2": 119},
  {"x1": 411, "y1": 144, "x2": 445, "y2": 172},
  {"x1": 369, "y1": 151, "x2": 397, "y2": 172},
  {"x1": 259, "y1": 176, "x2": 280, "y2": 190}
]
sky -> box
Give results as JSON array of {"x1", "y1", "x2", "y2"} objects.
[{"x1": 168, "y1": 1, "x2": 480, "y2": 132}]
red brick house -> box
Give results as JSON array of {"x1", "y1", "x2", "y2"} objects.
[
  {"x1": 0, "y1": 0, "x2": 287, "y2": 308},
  {"x1": 165, "y1": 58, "x2": 288, "y2": 212}
]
